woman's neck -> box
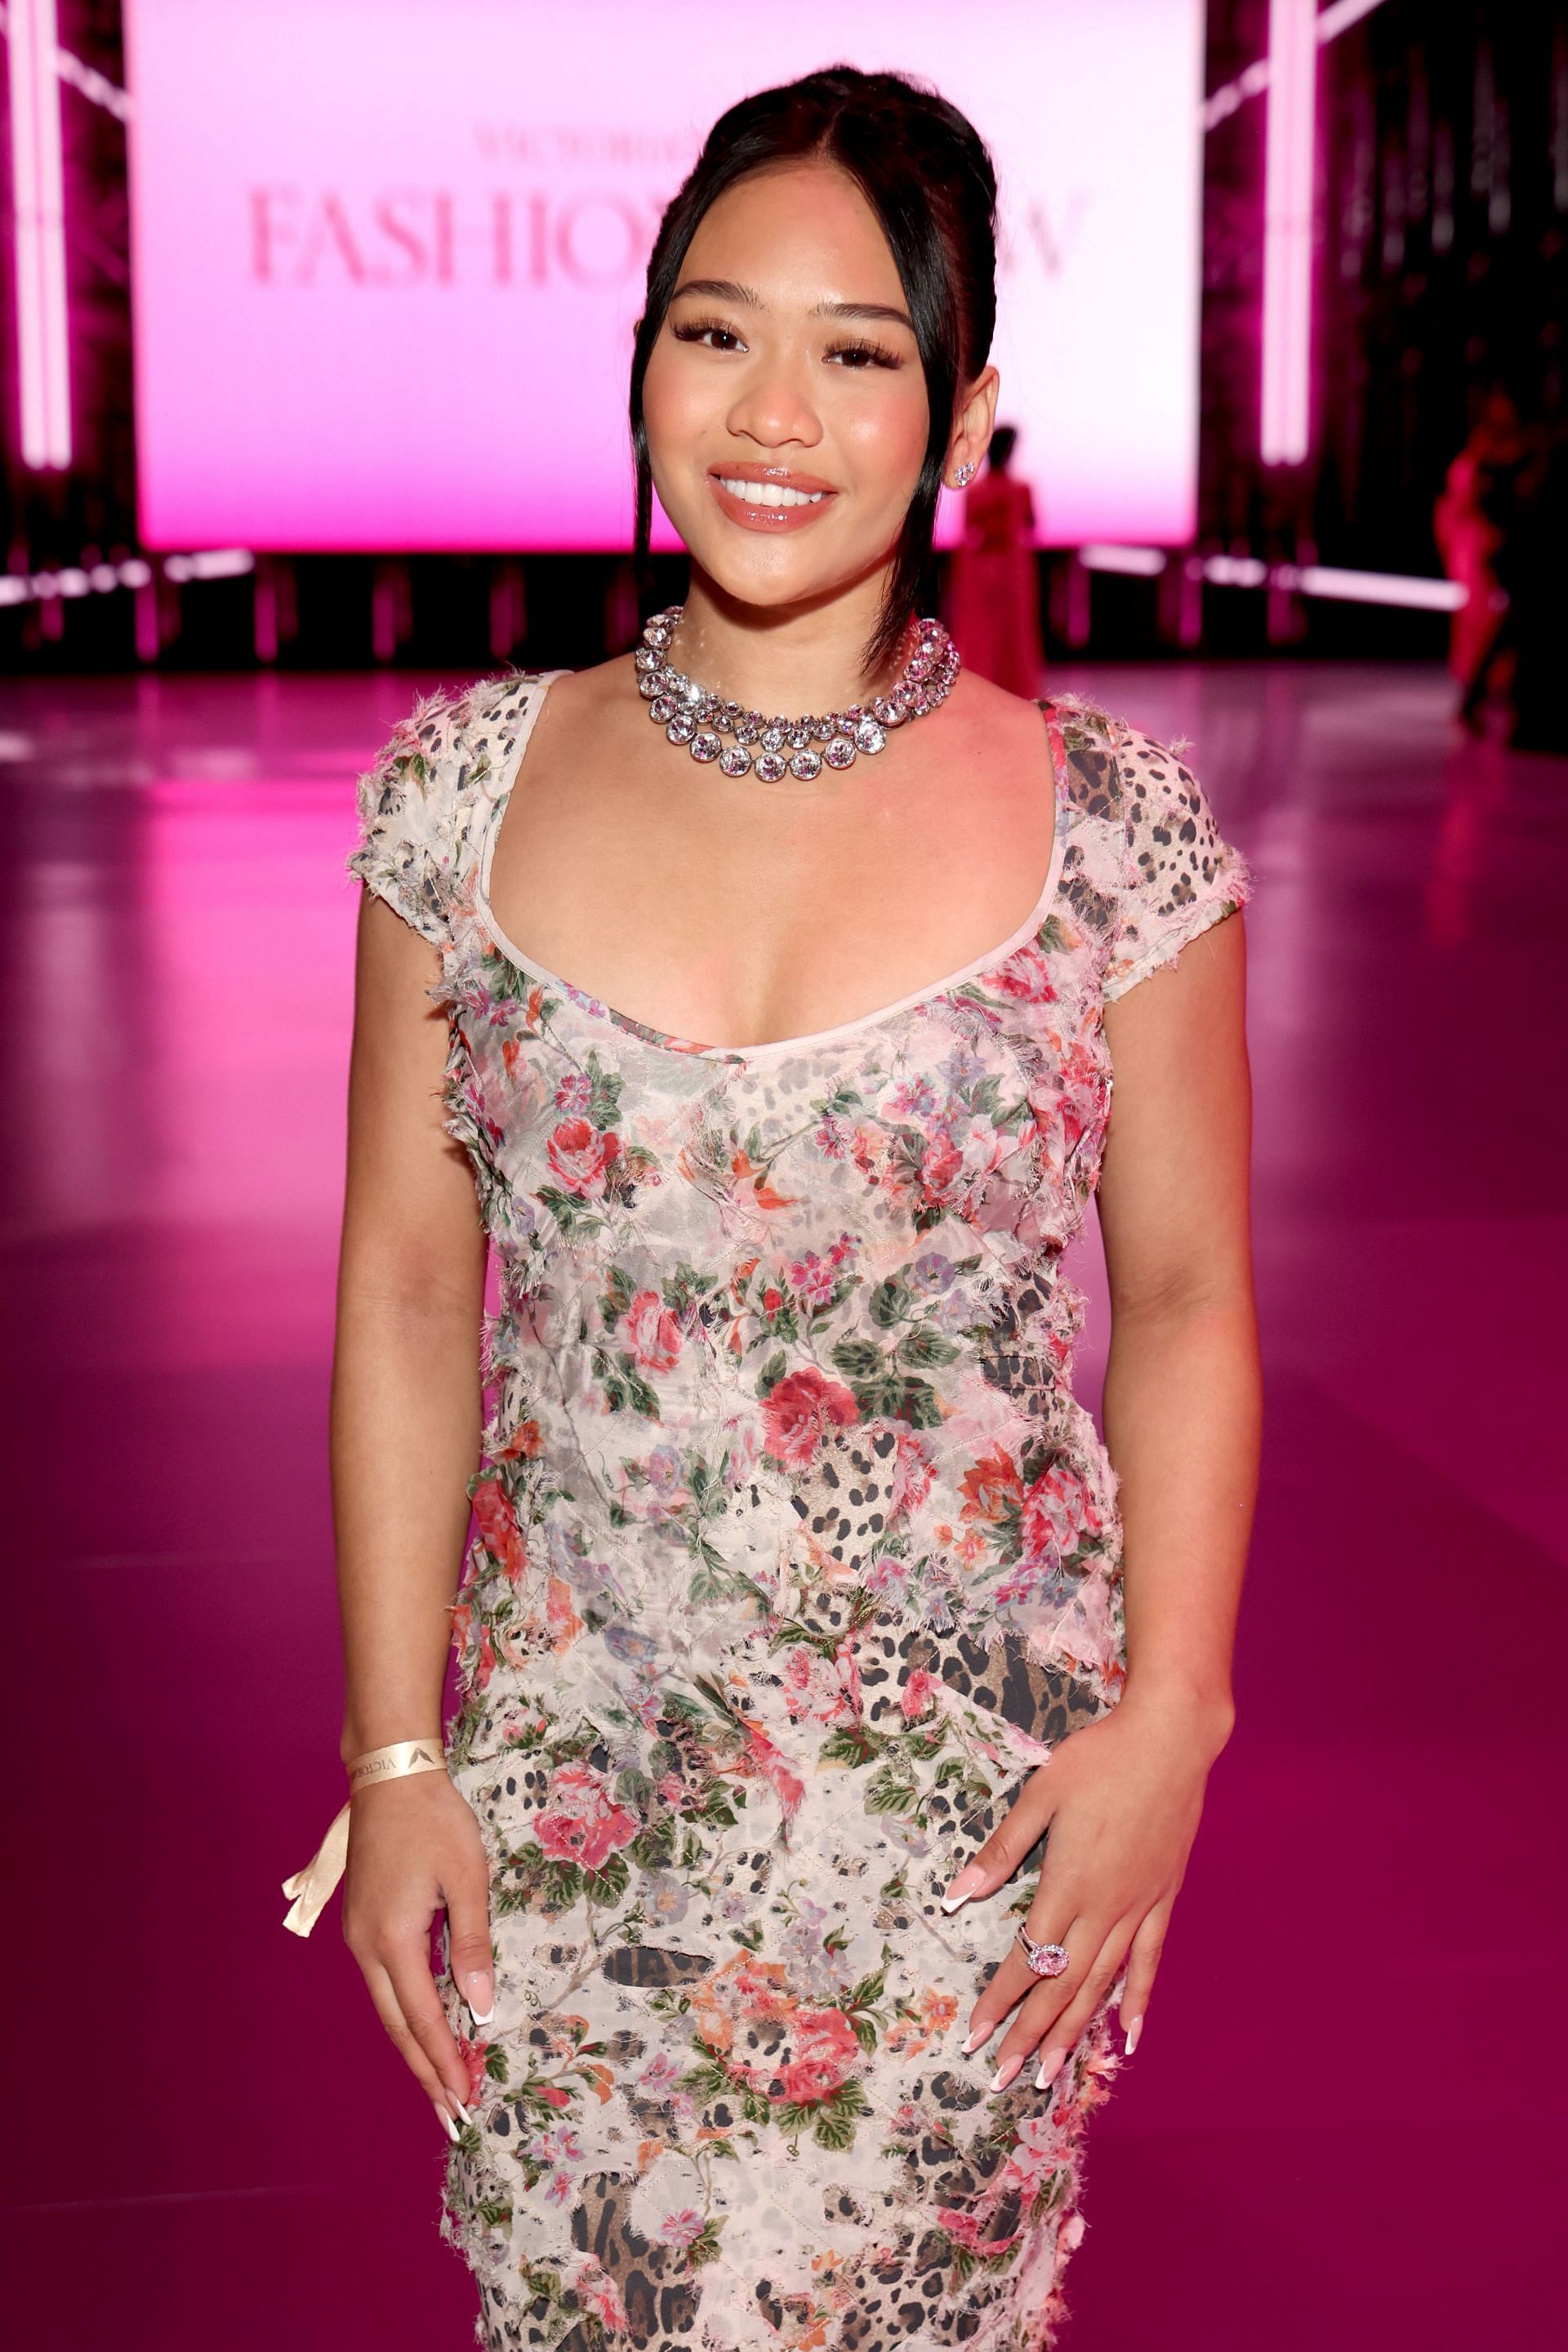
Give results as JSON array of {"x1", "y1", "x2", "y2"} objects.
[{"x1": 668, "y1": 566, "x2": 904, "y2": 717}]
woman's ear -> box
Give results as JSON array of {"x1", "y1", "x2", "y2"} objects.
[{"x1": 947, "y1": 364, "x2": 1000, "y2": 486}]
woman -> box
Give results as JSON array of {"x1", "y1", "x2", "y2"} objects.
[
  {"x1": 293, "y1": 66, "x2": 1259, "y2": 2352},
  {"x1": 947, "y1": 424, "x2": 1044, "y2": 697},
  {"x1": 1432, "y1": 385, "x2": 1524, "y2": 705}
]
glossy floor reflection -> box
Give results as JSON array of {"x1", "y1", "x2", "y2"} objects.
[{"x1": 2, "y1": 663, "x2": 1563, "y2": 2349}]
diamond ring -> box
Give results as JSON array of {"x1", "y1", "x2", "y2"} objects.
[{"x1": 1015, "y1": 1926, "x2": 1071, "y2": 1980}]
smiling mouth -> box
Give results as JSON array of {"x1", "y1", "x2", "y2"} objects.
[
  {"x1": 706, "y1": 467, "x2": 838, "y2": 531},
  {"x1": 714, "y1": 475, "x2": 826, "y2": 509}
]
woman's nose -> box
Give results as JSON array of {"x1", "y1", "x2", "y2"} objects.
[{"x1": 726, "y1": 360, "x2": 822, "y2": 452}]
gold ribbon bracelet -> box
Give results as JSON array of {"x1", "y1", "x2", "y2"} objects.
[{"x1": 280, "y1": 1737, "x2": 448, "y2": 1938}]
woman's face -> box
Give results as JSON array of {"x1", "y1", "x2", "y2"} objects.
[{"x1": 640, "y1": 159, "x2": 933, "y2": 612}]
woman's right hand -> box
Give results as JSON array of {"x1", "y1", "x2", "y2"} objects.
[{"x1": 341, "y1": 1771, "x2": 495, "y2": 2140}]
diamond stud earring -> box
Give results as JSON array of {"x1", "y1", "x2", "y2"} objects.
[{"x1": 951, "y1": 461, "x2": 976, "y2": 488}]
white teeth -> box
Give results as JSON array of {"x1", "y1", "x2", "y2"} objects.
[{"x1": 718, "y1": 478, "x2": 825, "y2": 509}]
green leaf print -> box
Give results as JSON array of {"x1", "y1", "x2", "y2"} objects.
[
  {"x1": 755, "y1": 1349, "x2": 787, "y2": 1399},
  {"x1": 868, "y1": 1275, "x2": 911, "y2": 1328},
  {"x1": 662, "y1": 1260, "x2": 719, "y2": 1312},
  {"x1": 537, "y1": 1184, "x2": 608, "y2": 1241},
  {"x1": 590, "y1": 1345, "x2": 662, "y2": 1419},
  {"x1": 897, "y1": 1325, "x2": 960, "y2": 1369},
  {"x1": 846, "y1": 1372, "x2": 945, "y2": 1428},
  {"x1": 864, "y1": 1766, "x2": 921, "y2": 1816},
  {"x1": 581, "y1": 1049, "x2": 623, "y2": 1130},
  {"x1": 599, "y1": 1264, "x2": 635, "y2": 1331},
  {"x1": 583, "y1": 1851, "x2": 631, "y2": 1905},
  {"x1": 818, "y1": 1725, "x2": 884, "y2": 1768},
  {"x1": 679, "y1": 2056, "x2": 731, "y2": 2102},
  {"x1": 686, "y1": 2221, "x2": 725, "y2": 2268},
  {"x1": 829, "y1": 1338, "x2": 885, "y2": 1381},
  {"x1": 811, "y1": 2078, "x2": 871, "y2": 2151}
]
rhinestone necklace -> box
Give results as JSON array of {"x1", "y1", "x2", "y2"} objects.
[{"x1": 634, "y1": 604, "x2": 960, "y2": 782}]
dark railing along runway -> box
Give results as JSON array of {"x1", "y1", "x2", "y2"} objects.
[{"x1": 1, "y1": 661, "x2": 1562, "y2": 2348}]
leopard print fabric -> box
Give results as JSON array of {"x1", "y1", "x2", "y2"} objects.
[{"x1": 345, "y1": 675, "x2": 1250, "y2": 2352}]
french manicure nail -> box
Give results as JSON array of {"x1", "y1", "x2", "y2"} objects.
[
  {"x1": 1033, "y1": 2044, "x2": 1068, "y2": 2090},
  {"x1": 1124, "y1": 2015, "x2": 1143, "y2": 2058},
  {"x1": 435, "y1": 2101, "x2": 460, "y2": 2144},
  {"x1": 961, "y1": 2026, "x2": 989, "y2": 2056},
  {"x1": 990, "y1": 2055, "x2": 1022, "y2": 2093},
  {"x1": 466, "y1": 1972, "x2": 495, "y2": 2026},
  {"x1": 941, "y1": 1864, "x2": 984, "y2": 1914}
]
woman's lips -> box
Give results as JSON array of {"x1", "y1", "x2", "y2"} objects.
[{"x1": 706, "y1": 471, "x2": 839, "y2": 532}]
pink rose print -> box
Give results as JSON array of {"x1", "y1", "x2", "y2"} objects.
[
  {"x1": 889, "y1": 1423, "x2": 935, "y2": 1516},
  {"x1": 626, "y1": 1288, "x2": 682, "y2": 1372},
  {"x1": 938, "y1": 2207, "x2": 1023, "y2": 2258},
  {"x1": 776, "y1": 2007, "x2": 859, "y2": 2106},
  {"x1": 781, "y1": 1642, "x2": 859, "y2": 1727},
  {"x1": 901, "y1": 1668, "x2": 936, "y2": 1720},
  {"x1": 657, "y1": 2210, "x2": 706, "y2": 2248},
  {"x1": 534, "y1": 1762, "x2": 637, "y2": 1871},
  {"x1": 457, "y1": 2035, "x2": 491, "y2": 2105},
  {"x1": 760, "y1": 1367, "x2": 859, "y2": 1468},
  {"x1": 919, "y1": 1132, "x2": 964, "y2": 1204},
  {"x1": 1022, "y1": 1460, "x2": 1102, "y2": 1568},
  {"x1": 471, "y1": 1473, "x2": 528, "y2": 1580},
  {"x1": 546, "y1": 1116, "x2": 621, "y2": 1198},
  {"x1": 994, "y1": 942, "x2": 1058, "y2": 1004},
  {"x1": 742, "y1": 1725, "x2": 805, "y2": 1820},
  {"x1": 572, "y1": 2260, "x2": 628, "y2": 2333}
]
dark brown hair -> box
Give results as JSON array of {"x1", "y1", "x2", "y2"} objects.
[{"x1": 629, "y1": 66, "x2": 999, "y2": 672}]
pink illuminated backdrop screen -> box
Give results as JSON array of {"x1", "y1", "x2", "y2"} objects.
[{"x1": 123, "y1": 0, "x2": 1204, "y2": 553}]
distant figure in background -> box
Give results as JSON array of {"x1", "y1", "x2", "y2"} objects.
[
  {"x1": 1433, "y1": 387, "x2": 1525, "y2": 697},
  {"x1": 1486, "y1": 421, "x2": 1568, "y2": 753},
  {"x1": 947, "y1": 423, "x2": 1043, "y2": 695}
]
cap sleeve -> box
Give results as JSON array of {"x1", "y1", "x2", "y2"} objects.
[
  {"x1": 1102, "y1": 725, "x2": 1252, "y2": 1002},
  {"x1": 345, "y1": 688, "x2": 470, "y2": 949}
]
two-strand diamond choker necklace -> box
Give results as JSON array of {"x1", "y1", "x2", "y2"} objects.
[{"x1": 634, "y1": 604, "x2": 960, "y2": 782}]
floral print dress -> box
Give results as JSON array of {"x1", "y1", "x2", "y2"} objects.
[{"x1": 347, "y1": 674, "x2": 1250, "y2": 2352}]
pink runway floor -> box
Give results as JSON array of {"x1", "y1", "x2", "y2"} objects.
[{"x1": 2, "y1": 662, "x2": 1564, "y2": 2348}]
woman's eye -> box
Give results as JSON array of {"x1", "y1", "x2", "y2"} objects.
[
  {"x1": 671, "y1": 320, "x2": 746, "y2": 353},
  {"x1": 826, "y1": 341, "x2": 902, "y2": 371}
]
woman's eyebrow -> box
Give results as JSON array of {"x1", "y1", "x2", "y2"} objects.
[
  {"x1": 668, "y1": 280, "x2": 914, "y2": 334},
  {"x1": 670, "y1": 277, "x2": 762, "y2": 305},
  {"x1": 812, "y1": 298, "x2": 915, "y2": 332}
]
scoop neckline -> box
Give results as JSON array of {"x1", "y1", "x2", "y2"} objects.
[{"x1": 472, "y1": 669, "x2": 1070, "y2": 1065}]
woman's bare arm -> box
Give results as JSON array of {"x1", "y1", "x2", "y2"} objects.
[
  {"x1": 943, "y1": 911, "x2": 1261, "y2": 2084},
  {"x1": 1098, "y1": 906, "x2": 1259, "y2": 1738},
  {"x1": 331, "y1": 889, "x2": 495, "y2": 2138}
]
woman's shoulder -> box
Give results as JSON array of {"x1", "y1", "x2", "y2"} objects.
[
  {"x1": 1040, "y1": 693, "x2": 1252, "y2": 1000},
  {"x1": 346, "y1": 666, "x2": 570, "y2": 947}
]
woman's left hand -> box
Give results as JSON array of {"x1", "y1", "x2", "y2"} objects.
[{"x1": 940, "y1": 1690, "x2": 1232, "y2": 2090}]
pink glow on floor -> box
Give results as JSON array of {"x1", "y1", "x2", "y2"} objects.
[{"x1": 1, "y1": 662, "x2": 1563, "y2": 2345}]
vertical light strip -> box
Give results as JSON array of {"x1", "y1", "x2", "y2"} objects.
[
  {"x1": 1261, "y1": 0, "x2": 1317, "y2": 464},
  {"x1": 8, "y1": 0, "x2": 72, "y2": 468}
]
